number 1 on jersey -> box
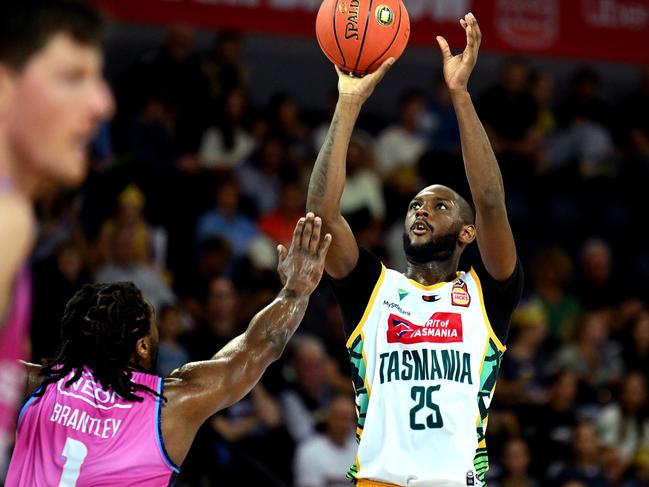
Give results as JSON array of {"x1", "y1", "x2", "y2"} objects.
[
  {"x1": 58, "y1": 437, "x2": 88, "y2": 487},
  {"x1": 410, "y1": 385, "x2": 444, "y2": 430}
]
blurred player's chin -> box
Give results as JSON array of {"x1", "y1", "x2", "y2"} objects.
[{"x1": 45, "y1": 152, "x2": 88, "y2": 187}]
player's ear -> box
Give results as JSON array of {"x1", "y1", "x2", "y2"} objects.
[
  {"x1": 459, "y1": 224, "x2": 476, "y2": 245},
  {"x1": 135, "y1": 336, "x2": 151, "y2": 361}
]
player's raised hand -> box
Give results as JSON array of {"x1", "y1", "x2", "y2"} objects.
[
  {"x1": 277, "y1": 213, "x2": 332, "y2": 296},
  {"x1": 336, "y1": 57, "x2": 394, "y2": 105},
  {"x1": 436, "y1": 12, "x2": 482, "y2": 93}
]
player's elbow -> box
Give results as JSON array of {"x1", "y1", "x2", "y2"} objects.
[
  {"x1": 265, "y1": 327, "x2": 292, "y2": 361},
  {"x1": 474, "y1": 188, "x2": 505, "y2": 213}
]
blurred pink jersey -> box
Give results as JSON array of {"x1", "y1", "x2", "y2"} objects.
[
  {"x1": 6, "y1": 367, "x2": 180, "y2": 486},
  {"x1": 0, "y1": 267, "x2": 31, "y2": 476}
]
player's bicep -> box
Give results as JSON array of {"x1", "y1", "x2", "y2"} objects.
[
  {"x1": 323, "y1": 214, "x2": 359, "y2": 280},
  {"x1": 169, "y1": 334, "x2": 271, "y2": 422}
]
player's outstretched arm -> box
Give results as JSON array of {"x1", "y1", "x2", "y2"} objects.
[
  {"x1": 162, "y1": 213, "x2": 331, "y2": 464},
  {"x1": 306, "y1": 59, "x2": 393, "y2": 279},
  {"x1": 436, "y1": 13, "x2": 517, "y2": 282}
]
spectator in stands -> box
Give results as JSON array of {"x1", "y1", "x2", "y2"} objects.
[
  {"x1": 259, "y1": 176, "x2": 305, "y2": 248},
  {"x1": 32, "y1": 188, "x2": 84, "y2": 263},
  {"x1": 236, "y1": 135, "x2": 291, "y2": 216},
  {"x1": 94, "y1": 226, "x2": 176, "y2": 312},
  {"x1": 202, "y1": 31, "x2": 249, "y2": 102},
  {"x1": 490, "y1": 437, "x2": 540, "y2": 487},
  {"x1": 293, "y1": 394, "x2": 357, "y2": 487},
  {"x1": 340, "y1": 132, "x2": 385, "y2": 223},
  {"x1": 375, "y1": 90, "x2": 429, "y2": 183},
  {"x1": 96, "y1": 184, "x2": 152, "y2": 266},
  {"x1": 477, "y1": 58, "x2": 539, "y2": 162},
  {"x1": 520, "y1": 371, "x2": 580, "y2": 475},
  {"x1": 498, "y1": 299, "x2": 550, "y2": 406},
  {"x1": 598, "y1": 372, "x2": 649, "y2": 467},
  {"x1": 31, "y1": 242, "x2": 90, "y2": 361},
  {"x1": 156, "y1": 304, "x2": 189, "y2": 377},
  {"x1": 281, "y1": 334, "x2": 339, "y2": 443},
  {"x1": 548, "y1": 421, "x2": 610, "y2": 487},
  {"x1": 196, "y1": 175, "x2": 259, "y2": 258},
  {"x1": 267, "y1": 92, "x2": 310, "y2": 161},
  {"x1": 574, "y1": 238, "x2": 618, "y2": 310},
  {"x1": 529, "y1": 246, "x2": 582, "y2": 340},
  {"x1": 198, "y1": 88, "x2": 255, "y2": 169},
  {"x1": 553, "y1": 310, "x2": 624, "y2": 395},
  {"x1": 550, "y1": 67, "x2": 614, "y2": 178},
  {"x1": 185, "y1": 275, "x2": 240, "y2": 361},
  {"x1": 211, "y1": 383, "x2": 292, "y2": 485},
  {"x1": 624, "y1": 310, "x2": 649, "y2": 374},
  {"x1": 420, "y1": 76, "x2": 461, "y2": 156}
]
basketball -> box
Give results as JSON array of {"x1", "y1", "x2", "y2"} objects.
[{"x1": 316, "y1": 0, "x2": 410, "y2": 76}]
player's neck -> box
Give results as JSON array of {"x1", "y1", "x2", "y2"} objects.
[
  {"x1": 0, "y1": 136, "x2": 39, "y2": 198},
  {"x1": 404, "y1": 257, "x2": 459, "y2": 286}
]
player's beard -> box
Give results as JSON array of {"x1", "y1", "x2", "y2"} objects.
[{"x1": 403, "y1": 228, "x2": 460, "y2": 264}]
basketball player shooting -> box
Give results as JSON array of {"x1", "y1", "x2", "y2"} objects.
[
  {"x1": 7, "y1": 214, "x2": 331, "y2": 485},
  {"x1": 307, "y1": 13, "x2": 523, "y2": 487},
  {"x1": 0, "y1": 0, "x2": 113, "y2": 476}
]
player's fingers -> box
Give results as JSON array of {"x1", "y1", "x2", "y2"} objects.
[
  {"x1": 460, "y1": 18, "x2": 467, "y2": 30},
  {"x1": 292, "y1": 217, "x2": 306, "y2": 250},
  {"x1": 371, "y1": 57, "x2": 394, "y2": 84},
  {"x1": 334, "y1": 64, "x2": 344, "y2": 77},
  {"x1": 466, "y1": 24, "x2": 475, "y2": 50},
  {"x1": 469, "y1": 12, "x2": 482, "y2": 45},
  {"x1": 436, "y1": 36, "x2": 452, "y2": 61},
  {"x1": 309, "y1": 216, "x2": 322, "y2": 253},
  {"x1": 301, "y1": 212, "x2": 315, "y2": 249},
  {"x1": 277, "y1": 244, "x2": 288, "y2": 263},
  {"x1": 318, "y1": 233, "x2": 333, "y2": 259}
]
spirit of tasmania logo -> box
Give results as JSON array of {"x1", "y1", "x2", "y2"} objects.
[{"x1": 386, "y1": 312, "x2": 463, "y2": 344}]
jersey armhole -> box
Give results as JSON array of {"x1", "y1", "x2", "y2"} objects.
[
  {"x1": 156, "y1": 377, "x2": 181, "y2": 474},
  {"x1": 469, "y1": 267, "x2": 507, "y2": 353},
  {"x1": 344, "y1": 264, "x2": 386, "y2": 349}
]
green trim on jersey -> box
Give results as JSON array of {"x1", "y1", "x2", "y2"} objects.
[
  {"x1": 473, "y1": 337, "x2": 505, "y2": 485},
  {"x1": 347, "y1": 333, "x2": 369, "y2": 481}
]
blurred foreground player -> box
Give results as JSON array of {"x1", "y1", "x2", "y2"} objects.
[
  {"x1": 7, "y1": 214, "x2": 331, "y2": 486},
  {"x1": 307, "y1": 13, "x2": 523, "y2": 486},
  {"x1": 0, "y1": 0, "x2": 113, "y2": 474}
]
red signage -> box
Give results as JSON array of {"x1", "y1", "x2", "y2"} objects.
[
  {"x1": 99, "y1": 0, "x2": 649, "y2": 64},
  {"x1": 387, "y1": 312, "x2": 463, "y2": 344}
]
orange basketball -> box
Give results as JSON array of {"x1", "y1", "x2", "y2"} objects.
[{"x1": 316, "y1": 0, "x2": 410, "y2": 76}]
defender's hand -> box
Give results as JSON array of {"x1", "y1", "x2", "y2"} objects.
[
  {"x1": 277, "y1": 213, "x2": 332, "y2": 296},
  {"x1": 336, "y1": 58, "x2": 394, "y2": 105},
  {"x1": 436, "y1": 12, "x2": 482, "y2": 93}
]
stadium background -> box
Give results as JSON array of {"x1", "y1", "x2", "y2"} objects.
[{"x1": 24, "y1": 0, "x2": 649, "y2": 485}]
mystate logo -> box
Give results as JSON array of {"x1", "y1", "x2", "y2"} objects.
[
  {"x1": 495, "y1": 0, "x2": 559, "y2": 50},
  {"x1": 387, "y1": 312, "x2": 463, "y2": 344}
]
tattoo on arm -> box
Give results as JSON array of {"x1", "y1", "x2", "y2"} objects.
[{"x1": 310, "y1": 112, "x2": 339, "y2": 199}]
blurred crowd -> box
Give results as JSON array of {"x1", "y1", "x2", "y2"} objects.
[{"x1": 26, "y1": 25, "x2": 649, "y2": 487}]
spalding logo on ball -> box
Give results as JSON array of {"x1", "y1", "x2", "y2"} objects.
[{"x1": 316, "y1": 0, "x2": 410, "y2": 76}]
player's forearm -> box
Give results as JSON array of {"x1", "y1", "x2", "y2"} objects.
[
  {"x1": 306, "y1": 97, "x2": 362, "y2": 221},
  {"x1": 244, "y1": 287, "x2": 310, "y2": 364},
  {"x1": 451, "y1": 90, "x2": 506, "y2": 209}
]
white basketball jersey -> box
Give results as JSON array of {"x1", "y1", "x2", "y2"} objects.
[{"x1": 346, "y1": 265, "x2": 506, "y2": 487}]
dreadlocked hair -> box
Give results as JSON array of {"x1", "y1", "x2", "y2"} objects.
[{"x1": 36, "y1": 282, "x2": 162, "y2": 402}]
